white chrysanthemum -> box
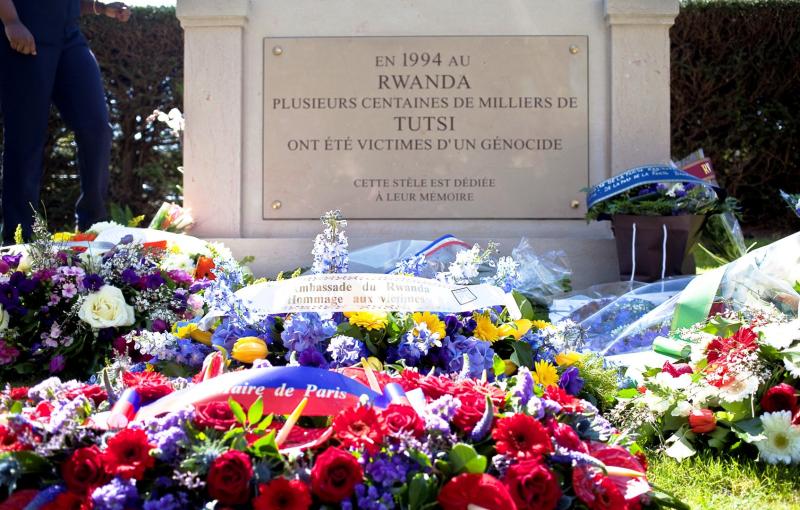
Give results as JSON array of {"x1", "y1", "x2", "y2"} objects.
[
  {"x1": 756, "y1": 411, "x2": 800, "y2": 465},
  {"x1": 717, "y1": 373, "x2": 761, "y2": 403},
  {"x1": 160, "y1": 252, "x2": 195, "y2": 273},
  {"x1": 756, "y1": 320, "x2": 800, "y2": 350},
  {"x1": 689, "y1": 332, "x2": 717, "y2": 364},
  {"x1": 784, "y1": 358, "x2": 800, "y2": 379}
]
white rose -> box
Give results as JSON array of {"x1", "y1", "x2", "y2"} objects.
[
  {"x1": 0, "y1": 304, "x2": 9, "y2": 332},
  {"x1": 78, "y1": 286, "x2": 135, "y2": 329},
  {"x1": 87, "y1": 221, "x2": 122, "y2": 234}
]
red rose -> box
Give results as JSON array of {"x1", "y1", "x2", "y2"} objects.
[
  {"x1": 8, "y1": 387, "x2": 29, "y2": 401},
  {"x1": 760, "y1": 383, "x2": 798, "y2": 413},
  {"x1": 194, "y1": 401, "x2": 238, "y2": 431},
  {"x1": 398, "y1": 369, "x2": 422, "y2": 392},
  {"x1": 62, "y1": 446, "x2": 109, "y2": 493},
  {"x1": 310, "y1": 447, "x2": 362, "y2": 503},
  {"x1": 572, "y1": 467, "x2": 627, "y2": 510},
  {"x1": 504, "y1": 459, "x2": 561, "y2": 510},
  {"x1": 64, "y1": 385, "x2": 108, "y2": 406},
  {"x1": 122, "y1": 371, "x2": 173, "y2": 403},
  {"x1": 103, "y1": 428, "x2": 155, "y2": 480},
  {"x1": 382, "y1": 404, "x2": 424, "y2": 438},
  {"x1": 438, "y1": 473, "x2": 517, "y2": 510},
  {"x1": 544, "y1": 386, "x2": 584, "y2": 413},
  {"x1": 252, "y1": 478, "x2": 312, "y2": 510},
  {"x1": 493, "y1": 414, "x2": 553, "y2": 460},
  {"x1": 332, "y1": 405, "x2": 387, "y2": 455},
  {"x1": 688, "y1": 409, "x2": 717, "y2": 434},
  {"x1": 207, "y1": 450, "x2": 253, "y2": 505},
  {"x1": 549, "y1": 421, "x2": 588, "y2": 452},
  {"x1": 661, "y1": 361, "x2": 693, "y2": 378}
]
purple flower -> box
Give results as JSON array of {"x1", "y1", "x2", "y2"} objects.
[
  {"x1": 167, "y1": 269, "x2": 193, "y2": 285},
  {"x1": 152, "y1": 319, "x2": 169, "y2": 333},
  {"x1": 83, "y1": 273, "x2": 104, "y2": 292},
  {"x1": 280, "y1": 312, "x2": 337, "y2": 354},
  {"x1": 121, "y1": 268, "x2": 140, "y2": 286},
  {"x1": 0, "y1": 340, "x2": 20, "y2": 365},
  {"x1": 297, "y1": 348, "x2": 329, "y2": 368},
  {"x1": 2, "y1": 254, "x2": 22, "y2": 269},
  {"x1": 559, "y1": 366, "x2": 585, "y2": 396},
  {"x1": 49, "y1": 355, "x2": 65, "y2": 374},
  {"x1": 92, "y1": 477, "x2": 139, "y2": 510},
  {"x1": 144, "y1": 272, "x2": 165, "y2": 290},
  {"x1": 513, "y1": 367, "x2": 534, "y2": 405},
  {"x1": 470, "y1": 396, "x2": 494, "y2": 441}
]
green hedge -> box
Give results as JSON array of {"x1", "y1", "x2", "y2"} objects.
[
  {"x1": 1, "y1": 3, "x2": 798, "y2": 233},
  {"x1": 671, "y1": 0, "x2": 800, "y2": 232}
]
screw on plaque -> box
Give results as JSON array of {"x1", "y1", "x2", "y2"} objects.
[
  {"x1": 272, "y1": 46, "x2": 283, "y2": 56},
  {"x1": 271, "y1": 200, "x2": 282, "y2": 210},
  {"x1": 569, "y1": 45, "x2": 580, "y2": 55},
  {"x1": 570, "y1": 200, "x2": 581, "y2": 209}
]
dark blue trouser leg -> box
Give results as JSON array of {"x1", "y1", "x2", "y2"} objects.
[
  {"x1": 0, "y1": 39, "x2": 60, "y2": 243},
  {"x1": 51, "y1": 36, "x2": 111, "y2": 231}
]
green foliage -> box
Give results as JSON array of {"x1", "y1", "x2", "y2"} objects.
[
  {"x1": 672, "y1": 1, "x2": 800, "y2": 234},
  {"x1": 574, "y1": 353, "x2": 622, "y2": 413}
]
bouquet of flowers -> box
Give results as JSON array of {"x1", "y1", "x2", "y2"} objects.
[
  {"x1": 147, "y1": 203, "x2": 194, "y2": 234},
  {"x1": 0, "y1": 217, "x2": 250, "y2": 382},
  {"x1": 0, "y1": 363, "x2": 686, "y2": 510},
  {"x1": 610, "y1": 312, "x2": 800, "y2": 465}
]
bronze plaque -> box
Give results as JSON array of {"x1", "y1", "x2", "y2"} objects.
[{"x1": 263, "y1": 36, "x2": 588, "y2": 219}]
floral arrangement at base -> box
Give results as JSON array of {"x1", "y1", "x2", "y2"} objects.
[
  {"x1": 0, "y1": 216, "x2": 250, "y2": 382},
  {"x1": 610, "y1": 313, "x2": 800, "y2": 464},
  {"x1": 0, "y1": 363, "x2": 686, "y2": 510}
]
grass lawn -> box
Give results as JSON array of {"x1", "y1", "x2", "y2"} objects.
[{"x1": 647, "y1": 452, "x2": 800, "y2": 510}]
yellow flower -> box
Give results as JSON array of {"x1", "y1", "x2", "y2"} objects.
[
  {"x1": 473, "y1": 313, "x2": 500, "y2": 342},
  {"x1": 533, "y1": 360, "x2": 559, "y2": 387},
  {"x1": 172, "y1": 321, "x2": 213, "y2": 346},
  {"x1": 345, "y1": 311, "x2": 389, "y2": 331},
  {"x1": 53, "y1": 232, "x2": 75, "y2": 242},
  {"x1": 412, "y1": 312, "x2": 446, "y2": 339},
  {"x1": 531, "y1": 320, "x2": 552, "y2": 330},
  {"x1": 503, "y1": 359, "x2": 518, "y2": 376},
  {"x1": 498, "y1": 319, "x2": 533, "y2": 340},
  {"x1": 231, "y1": 336, "x2": 268, "y2": 364},
  {"x1": 555, "y1": 351, "x2": 585, "y2": 367}
]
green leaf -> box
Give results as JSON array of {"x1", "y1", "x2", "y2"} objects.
[
  {"x1": 249, "y1": 430, "x2": 281, "y2": 459},
  {"x1": 228, "y1": 397, "x2": 246, "y2": 425},
  {"x1": 512, "y1": 291, "x2": 535, "y2": 320},
  {"x1": 492, "y1": 354, "x2": 506, "y2": 378},
  {"x1": 731, "y1": 418, "x2": 765, "y2": 443},
  {"x1": 409, "y1": 473, "x2": 437, "y2": 510},
  {"x1": 255, "y1": 414, "x2": 274, "y2": 432},
  {"x1": 448, "y1": 443, "x2": 487, "y2": 475},
  {"x1": 248, "y1": 396, "x2": 264, "y2": 425},
  {"x1": 701, "y1": 316, "x2": 742, "y2": 338},
  {"x1": 12, "y1": 451, "x2": 51, "y2": 473},
  {"x1": 510, "y1": 341, "x2": 534, "y2": 369},
  {"x1": 616, "y1": 388, "x2": 639, "y2": 399},
  {"x1": 9, "y1": 400, "x2": 23, "y2": 414}
]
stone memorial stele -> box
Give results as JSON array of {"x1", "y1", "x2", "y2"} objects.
[{"x1": 176, "y1": 0, "x2": 680, "y2": 287}]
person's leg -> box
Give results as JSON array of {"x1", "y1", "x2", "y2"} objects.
[
  {"x1": 51, "y1": 34, "x2": 111, "y2": 231},
  {"x1": 0, "y1": 38, "x2": 60, "y2": 243}
]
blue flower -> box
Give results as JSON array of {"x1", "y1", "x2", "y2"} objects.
[
  {"x1": 440, "y1": 335, "x2": 495, "y2": 378},
  {"x1": 280, "y1": 312, "x2": 337, "y2": 354},
  {"x1": 211, "y1": 318, "x2": 262, "y2": 353},
  {"x1": 92, "y1": 477, "x2": 139, "y2": 510},
  {"x1": 558, "y1": 366, "x2": 584, "y2": 396},
  {"x1": 297, "y1": 348, "x2": 329, "y2": 368},
  {"x1": 82, "y1": 273, "x2": 104, "y2": 291},
  {"x1": 327, "y1": 335, "x2": 367, "y2": 368}
]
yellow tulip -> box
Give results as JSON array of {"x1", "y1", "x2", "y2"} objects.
[
  {"x1": 190, "y1": 329, "x2": 213, "y2": 346},
  {"x1": 503, "y1": 359, "x2": 518, "y2": 376},
  {"x1": 231, "y1": 336, "x2": 268, "y2": 364}
]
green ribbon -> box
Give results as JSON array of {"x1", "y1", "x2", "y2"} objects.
[
  {"x1": 653, "y1": 336, "x2": 692, "y2": 359},
  {"x1": 670, "y1": 266, "x2": 726, "y2": 332}
]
